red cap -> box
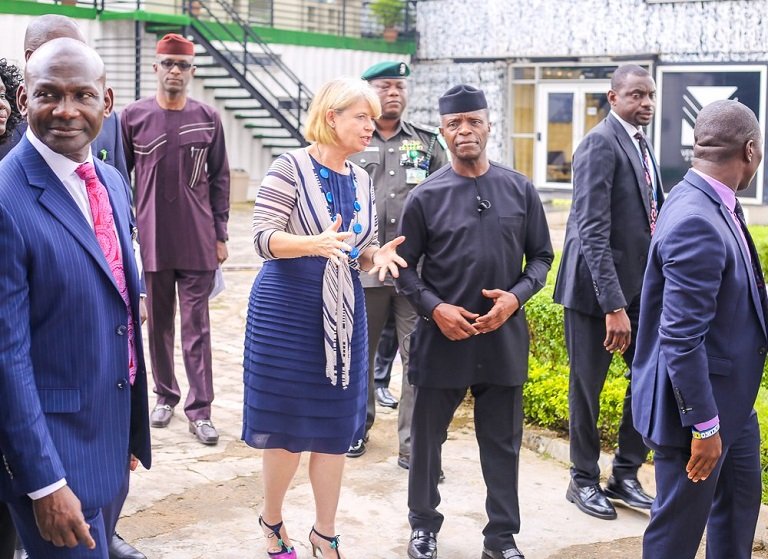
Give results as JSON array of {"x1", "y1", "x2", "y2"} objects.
[{"x1": 156, "y1": 33, "x2": 194, "y2": 56}]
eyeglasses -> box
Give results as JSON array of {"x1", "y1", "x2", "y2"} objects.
[{"x1": 159, "y1": 60, "x2": 194, "y2": 71}]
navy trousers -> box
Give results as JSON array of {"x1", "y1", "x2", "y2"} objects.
[{"x1": 643, "y1": 413, "x2": 761, "y2": 559}]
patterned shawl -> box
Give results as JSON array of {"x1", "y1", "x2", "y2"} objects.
[{"x1": 252, "y1": 146, "x2": 379, "y2": 388}]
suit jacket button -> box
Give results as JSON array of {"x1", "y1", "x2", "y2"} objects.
[
  {"x1": 117, "y1": 379, "x2": 127, "y2": 389},
  {"x1": 759, "y1": 347, "x2": 767, "y2": 355},
  {"x1": 116, "y1": 325, "x2": 127, "y2": 335}
]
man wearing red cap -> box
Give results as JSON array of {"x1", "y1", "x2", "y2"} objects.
[{"x1": 121, "y1": 33, "x2": 230, "y2": 446}]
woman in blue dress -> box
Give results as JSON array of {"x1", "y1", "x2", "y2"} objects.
[{"x1": 244, "y1": 77, "x2": 406, "y2": 558}]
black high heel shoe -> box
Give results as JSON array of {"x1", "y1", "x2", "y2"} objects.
[
  {"x1": 309, "y1": 526, "x2": 341, "y2": 558},
  {"x1": 259, "y1": 515, "x2": 297, "y2": 558}
]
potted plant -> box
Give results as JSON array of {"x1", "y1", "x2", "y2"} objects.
[{"x1": 370, "y1": 0, "x2": 405, "y2": 42}]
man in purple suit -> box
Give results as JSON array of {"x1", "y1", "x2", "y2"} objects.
[{"x1": 122, "y1": 34, "x2": 230, "y2": 446}]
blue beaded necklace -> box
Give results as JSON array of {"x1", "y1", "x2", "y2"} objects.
[{"x1": 313, "y1": 146, "x2": 363, "y2": 259}]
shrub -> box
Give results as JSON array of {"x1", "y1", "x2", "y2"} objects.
[
  {"x1": 525, "y1": 241, "x2": 768, "y2": 502},
  {"x1": 524, "y1": 253, "x2": 630, "y2": 447}
]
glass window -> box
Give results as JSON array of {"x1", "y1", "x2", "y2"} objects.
[
  {"x1": 542, "y1": 66, "x2": 617, "y2": 80},
  {"x1": 513, "y1": 84, "x2": 535, "y2": 134},
  {"x1": 513, "y1": 67, "x2": 535, "y2": 80},
  {"x1": 512, "y1": 138, "x2": 534, "y2": 179},
  {"x1": 545, "y1": 92, "x2": 574, "y2": 183}
]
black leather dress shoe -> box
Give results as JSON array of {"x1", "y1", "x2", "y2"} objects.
[
  {"x1": 604, "y1": 476, "x2": 654, "y2": 509},
  {"x1": 408, "y1": 530, "x2": 437, "y2": 559},
  {"x1": 346, "y1": 438, "x2": 367, "y2": 458},
  {"x1": 109, "y1": 532, "x2": 146, "y2": 559},
  {"x1": 482, "y1": 544, "x2": 525, "y2": 559},
  {"x1": 375, "y1": 387, "x2": 399, "y2": 408},
  {"x1": 566, "y1": 480, "x2": 617, "y2": 520}
]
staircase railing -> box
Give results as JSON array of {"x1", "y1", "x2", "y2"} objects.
[{"x1": 186, "y1": 0, "x2": 312, "y2": 146}]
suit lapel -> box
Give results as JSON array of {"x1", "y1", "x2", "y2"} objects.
[
  {"x1": 21, "y1": 139, "x2": 119, "y2": 293},
  {"x1": 686, "y1": 171, "x2": 767, "y2": 336},
  {"x1": 608, "y1": 115, "x2": 651, "y2": 217}
]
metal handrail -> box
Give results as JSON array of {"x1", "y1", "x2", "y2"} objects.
[
  {"x1": 188, "y1": 0, "x2": 310, "y2": 144},
  {"x1": 41, "y1": 0, "x2": 416, "y2": 41}
]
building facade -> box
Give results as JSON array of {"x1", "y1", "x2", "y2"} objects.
[{"x1": 409, "y1": 0, "x2": 768, "y2": 209}]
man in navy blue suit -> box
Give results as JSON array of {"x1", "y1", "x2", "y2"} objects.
[
  {"x1": 632, "y1": 99, "x2": 766, "y2": 558},
  {"x1": 0, "y1": 16, "x2": 147, "y2": 559},
  {"x1": 0, "y1": 37, "x2": 150, "y2": 558}
]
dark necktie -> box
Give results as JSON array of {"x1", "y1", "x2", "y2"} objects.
[
  {"x1": 634, "y1": 132, "x2": 658, "y2": 235},
  {"x1": 76, "y1": 162, "x2": 137, "y2": 384},
  {"x1": 734, "y1": 199, "x2": 768, "y2": 312}
]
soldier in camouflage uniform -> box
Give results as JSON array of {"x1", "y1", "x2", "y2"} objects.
[{"x1": 347, "y1": 61, "x2": 450, "y2": 465}]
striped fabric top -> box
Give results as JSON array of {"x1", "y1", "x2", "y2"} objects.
[{"x1": 253, "y1": 147, "x2": 378, "y2": 387}]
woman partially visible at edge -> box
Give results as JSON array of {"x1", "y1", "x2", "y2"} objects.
[
  {"x1": 242, "y1": 77, "x2": 406, "y2": 559},
  {"x1": 0, "y1": 58, "x2": 22, "y2": 149},
  {"x1": 0, "y1": 57, "x2": 25, "y2": 559}
]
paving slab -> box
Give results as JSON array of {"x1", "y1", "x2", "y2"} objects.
[{"x1": 115, "y1": 203, "x2": 767, "y2": 558}]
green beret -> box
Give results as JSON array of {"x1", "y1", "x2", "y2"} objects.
[{"x1": 361, "y1": 61, "x2": 410, "y2": 81}]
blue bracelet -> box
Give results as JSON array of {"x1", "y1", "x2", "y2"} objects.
[{"x1": 692, "y1": 423, "x2": 720, "y2": 440}]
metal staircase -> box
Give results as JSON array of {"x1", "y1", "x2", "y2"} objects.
[{"x1": 179, "y1": 0, "x2": 312, "y2": 154}]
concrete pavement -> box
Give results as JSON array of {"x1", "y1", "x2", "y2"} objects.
[{"x1": 115, "y1": 202, "x2": 766, "y2": 558}]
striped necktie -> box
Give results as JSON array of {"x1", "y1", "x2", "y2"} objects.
[{"x1": 634, "y1": 132, "x2": 658, "y2": 235}]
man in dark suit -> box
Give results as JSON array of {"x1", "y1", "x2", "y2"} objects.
[
  {"x1": 0, "y1": 38, "x2": 150, "y2": 558},
  {"x1": 397, "y1": 85, "x2": 553, "y2": 559},
  {"x1": 632, "y1": 100, "x2": 765, "y2": 559},
  {"x1": 553, "y1": 64, "x2": 662, "y2": 519}
]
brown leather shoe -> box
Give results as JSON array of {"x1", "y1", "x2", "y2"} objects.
[{"x1": 189, "y1": 419, "x2": 219, "y2": 445}]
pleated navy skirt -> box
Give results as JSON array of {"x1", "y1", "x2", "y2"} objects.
[{"x1": 242, "y1": 257, "x2": 368, "y2": 454}]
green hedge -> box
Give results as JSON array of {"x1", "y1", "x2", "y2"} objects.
[
  {"x1": 524, "y1": 256, "x2": 629, "y2": 447},
  {"x1": 525, "y1": 236, "x2": 768, "y2": 500}
]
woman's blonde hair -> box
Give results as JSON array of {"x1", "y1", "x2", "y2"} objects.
[{"x1": 305, "y1": 77, "x2": 382, "y2": 145}]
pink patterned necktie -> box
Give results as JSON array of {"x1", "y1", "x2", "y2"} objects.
[
  {"x1": 75, "y1": 162, "x2": 136, "y2": 384},
  {"x1": 634, "y1": 132, "x2": 658, "y2": 236}
]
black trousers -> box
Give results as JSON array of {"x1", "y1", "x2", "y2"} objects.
[
  {"x1": 408, "y1": 384, "x2": 523, "y2": 550},
  {"x1": 373, "y1": 309, "x2": 398, "y2": 387},
  {"x1": 0, "y1": 503, "x2": 14, "y2": 559},
  {"x1": 361, "y1": 286, "x2": 418, "y2": 456},
  {"x1": 564, "y1": 302, "x2": 648, "y2": 486}
]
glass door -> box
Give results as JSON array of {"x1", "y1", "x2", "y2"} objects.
[{"x1": 535, "y1": 83, "x2": 610, "y2": 188}]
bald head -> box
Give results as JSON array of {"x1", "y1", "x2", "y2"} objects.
[
  {"x1": 693, "y1": 100, "x2": 761, "y2": 164},
  {"x1": 691, "y1": 100, "x2": 763, "y2": 191},
  {"x1": 24, "y1": 15, "x2": 85, "y2": 60},
  {"x1": 26, "y1": 37, "x2": 105, "y2": 86},
  {"x1": 21, "y1": 38, "x2": 111, "y2": 161}
]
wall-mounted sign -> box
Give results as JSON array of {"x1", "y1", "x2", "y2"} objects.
[{"x1": 655, "y1": 65, "x2": 766, "y2": 203}]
